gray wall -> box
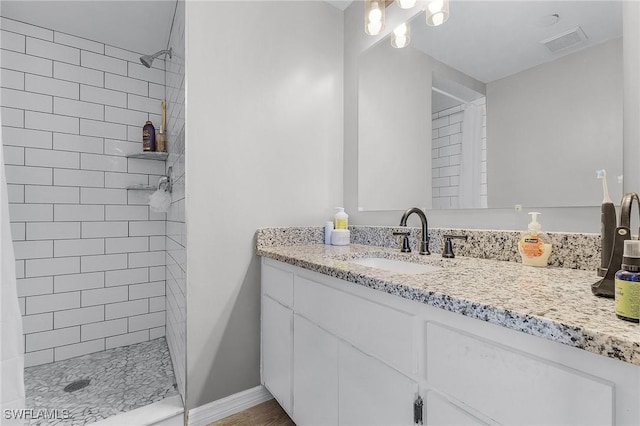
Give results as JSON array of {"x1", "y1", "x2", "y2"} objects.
[
  {"x1": 487, "y1": 38, "x2": 623, "y2": 209},
  {"x1": 185, "y1": 1, "x2": 343, "y2": 409}
]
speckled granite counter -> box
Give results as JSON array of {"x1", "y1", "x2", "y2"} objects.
[{"x1": 257, "y1": 242, "x2": 640, "y2": 366}]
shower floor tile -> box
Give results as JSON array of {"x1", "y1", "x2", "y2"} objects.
[{"x1": 24, "y1": 337, "x2": 179, "y2": 426}]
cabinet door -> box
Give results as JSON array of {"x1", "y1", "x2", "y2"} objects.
[
  {"x1": 425, "y1": 391, "x2": 487, "y2": 426},
  {"x1": 339, "y1": 342, "x2": 419, "y2": 426},
  {"x1": 262, "y1": 296, "x2": 293, "y2": 415},
  {"x1": 425, "y1": 322, "x2": 614, "y2": 425},
  {"x1": 293, "y1": 315, "x2": 339, "y2": 426}
]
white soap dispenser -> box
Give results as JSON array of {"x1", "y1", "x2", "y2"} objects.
[{"x1": 518, "y1": 212, "x2": 553, "y2": 267}]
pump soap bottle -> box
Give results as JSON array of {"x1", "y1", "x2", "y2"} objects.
[
  {"x1": 334, "y1": 207, "x2": 348, "y2": 230},
  {"x1": 518, "y1": 212, "x2": 552, "y2": 267},
  {"x1": 331, "y1": 207, "x2": 350, "y2": 246}
]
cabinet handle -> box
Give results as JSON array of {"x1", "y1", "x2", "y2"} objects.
[{"x1": 414, "y1": 396, "x2": 423, "y2": 425}]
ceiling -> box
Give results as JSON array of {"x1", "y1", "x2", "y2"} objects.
[
  {"x1": 432, "y1": 90, "x2": 464, "y2": 113},
  {"x1": 0, "y1": 1, "x2": 176, "y2": 55},
  {"x1": 325, "y1": 0, "x2": 353, "y2": 11},
  {"x1": 2, "y1": 0, "x2": 621, "y2": 90},
  {"x1": 410, "y1": 1, "x2": 622, "y2": 84}
]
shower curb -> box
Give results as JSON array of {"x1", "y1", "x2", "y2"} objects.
[{"x1": 92, "y1": 395, "x2": 184, "y2": 426}]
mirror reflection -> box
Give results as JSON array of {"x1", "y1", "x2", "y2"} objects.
[{"x1": 358, "y1": 1, "x2": 623, "y2": 211}]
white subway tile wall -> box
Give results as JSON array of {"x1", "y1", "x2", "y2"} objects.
[
  {"x1": 1, "y1": 17, "x2": 167, "y2": 367},
  {"x1": 165, "y1": 0, "x2": 186, "y2": 400},
  {"x1": 431, "y1": 98, "x2": 488, "y2": 209}
]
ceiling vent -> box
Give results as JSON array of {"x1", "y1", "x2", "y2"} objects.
[{"x1": 541, "y1": 26, "x2": 588, "y2": 53}]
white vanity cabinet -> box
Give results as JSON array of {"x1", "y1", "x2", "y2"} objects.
[{"x1": 261, "y1": 257, "x2": 640, "y2": 425}]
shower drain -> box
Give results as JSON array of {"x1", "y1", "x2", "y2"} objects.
[{"x1": 63, "y1": 379, "x2": 91, "y2": 392}]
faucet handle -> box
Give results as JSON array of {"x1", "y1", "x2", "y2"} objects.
[
  {"x1": 442, "y1": 235, "x2": 468, "y2": 258},
  {"x1": 393, "y1": 231, "x2": 411, "y2": 253}
]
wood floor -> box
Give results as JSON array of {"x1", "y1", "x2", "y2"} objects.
[{"x1": 207, "y1": 399, "x2": 295, "y2": 426}]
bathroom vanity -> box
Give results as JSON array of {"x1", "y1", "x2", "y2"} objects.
[{"x1": 258, "y1": 237, "x2": 640, "y2": 425}]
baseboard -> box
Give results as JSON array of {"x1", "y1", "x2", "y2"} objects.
[{"x1": 187, "y1": 385, "x2": 273, "y2": 426}]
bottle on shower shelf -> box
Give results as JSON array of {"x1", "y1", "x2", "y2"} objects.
[{"x1": 143, "y1": 120, "x2": 156, "y2": 152}]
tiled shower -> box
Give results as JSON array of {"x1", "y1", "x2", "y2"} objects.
[
  {"x1": 164, "y1": 0, "x2": 186, "y2": 401},
  {"x1": 431, "y1": 98, "x2": 487, "y2": 209},
  {"x1": 1, "y1": 0, "x2": 186, "y2": 421}
]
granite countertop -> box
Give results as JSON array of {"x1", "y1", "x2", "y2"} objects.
[{"x1": 257, "y1": 242, "x2": 640, "y2": 366}]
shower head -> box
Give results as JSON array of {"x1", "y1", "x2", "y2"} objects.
[{"x1": 140, "y1": 48, "x2": 173, "y2": 68}]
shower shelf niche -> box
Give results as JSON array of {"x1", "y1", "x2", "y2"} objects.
[
  {"x1": 126, "y1": 184, "x2": 156, "y2": 191},
  {"x1": 127, "y1": 152, "x2": 168, "y2": 161}
]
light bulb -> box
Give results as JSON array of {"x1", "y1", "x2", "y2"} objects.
[
  {"x1": 425, "y1": 0, "x2": 448, "y2": 26},
  {"x1": 391, "y1": 22, "x2": 410, "y2": 48},
  {"x1": 369, "y1": 5, "x2": 382, "y2": 22},
  {"x1": 365, "y1": 0, "x2": 385, "y2": 35},
  {"x1": 393, "y1": 35, "x2": 408, "y2": 48},
  {"x1": 394, "y1": 23, "x2": 407, "y2": 37},
  {"x1": 397, "y1": 0, "x2": 417, "y2": 9},
  {"x1": 367, "y1": 21, "x2": 383, "y2": 35},
  {"x1": 431, "y1": 12, "x2": 444, "y2": 26},
  {"x1": 427, "y1": 0, "x2": 444, "y2": 13}
]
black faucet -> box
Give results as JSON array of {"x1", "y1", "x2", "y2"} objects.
[
  {"x1": 399, "y1": 207, "x2": 430, "y2": 255},
  {"x1": 392, "y1": 230, "x2": 411, "y2": 253},
  {"x1": 442, "y1": 235, "x2": 468, "y2": 258}
]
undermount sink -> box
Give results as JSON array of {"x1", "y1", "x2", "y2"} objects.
[{"x1": 349, "y1": 257, "x2": 441, "y2": 275}]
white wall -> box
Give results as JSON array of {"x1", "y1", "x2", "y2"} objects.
[
  {"x1": 185, "y1": 0, "x2": 343, "y2": 409},
  {"x1": 1, "y1": 16, "x2": 168, "y2": 367},
  {"x1": 165, "y1": 0, "x2": 186, "y2": 402},
  {"x1": 624, "y1": 1, "x2": 640, "y2": 192},
  {"x1": 358, "y1": 43, "x2": 431, "y2": 211},
  {"x1": 356, "y1": 34, "x2": 485, "y2": 213}
]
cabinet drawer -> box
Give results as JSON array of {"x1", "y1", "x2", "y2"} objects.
[
  {"x1": 425, "y1": 322, "x2": 614, "y2": 425},
  {"x1": 294, "y1": 275, "x2": 416, "y2": 375},
  {"x1": 262, "y1": 260, "x2": 294, "y2": 307},
  {"x1": 261, "y1": 296, "x2": 293, "y2": 415}
]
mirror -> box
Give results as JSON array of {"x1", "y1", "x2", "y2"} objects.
[{"x1": 358, "y1": 1, "x2": 623, "y2": 211}]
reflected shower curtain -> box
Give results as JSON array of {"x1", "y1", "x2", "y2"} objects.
[
  {"x1": 0, "y1": 107, "x2": 26, "y2": 422},
  {"x1": 459, "y1": 103, "x2": 485, "y2": 209}
]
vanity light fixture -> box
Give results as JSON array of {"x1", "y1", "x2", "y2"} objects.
[
  {"x1": 396, "y1": 0, "x2": 417, "y2": 9},
  {"x1": 425, "y1": 0, "x2": 449, "y2": 26},
  {"x1": 391, "y1": 22, "x2": 410, "y2": 48},
  {"x1": 364, "y1": 0, "x2": 386, "y2": 36},
  {"x1": 363, "y1": 0, "x2": 449, "y2": 44}
]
